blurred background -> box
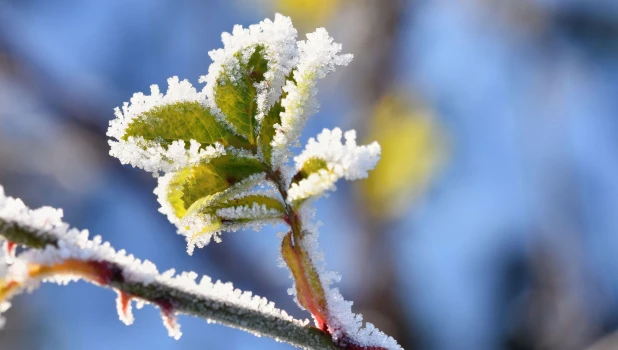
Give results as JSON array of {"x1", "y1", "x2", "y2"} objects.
[{"x1": 1, "y1": 0, "x2": 618, "y2": 349}]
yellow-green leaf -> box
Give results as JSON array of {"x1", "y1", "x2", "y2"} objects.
[
  {"x1": 291, "y1": 157, "x2": 329, "y2": 185},
  {"x1": 183, "y1": 194, "x2": 286, "y2": 245},
  {"x1": 166, "y1": 155, "x2": 265, "y2": 219},
  {"x1": 186, "y1": 193, "x2": 286, "y2": 221},
  {"x1": 215, "y1": 46, "x2": 269, "y2": 144},
  {"x1": 123, "y1": 101, "x2": 253, "y2": 150}
]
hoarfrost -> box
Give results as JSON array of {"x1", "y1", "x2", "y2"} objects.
[
  {"x1": 0, "y1": 185, "x2": 308, "y2": 337},
  {"x1": 200, "y1": 14, "x2": 298, "y2": 129},
  {"x1": 107, "y1": 77, "x2": 225, "y2": 175},
  {"x1": 271, "y1": 28, "x2": 353, "y2": 167},
  {"x1": 288, "y1": 128, "x2": 381, "y2": 202},
  {"x1": 295, "y1": 206, "x2": 402, "y2": 350}
]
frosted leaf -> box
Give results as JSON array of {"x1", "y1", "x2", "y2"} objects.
[
  {"x1": 111, "y1": 138, "x2": 226, "y2": 175},
  {"x1": 200, "y1": 14, "x2": 298, "y2": 128},
  {"x1": 108, "y1": 77, "x2": 228, "y2": 174},
  {"x1": 288, "y1": 128, "x2": 380, "y2": 202},
  {"x1": 108, "y1": 76, "x2": 202, "y2": 141},
  {"x1": 154, "y1": 170, "x2": 277, "y2": 255},
  {"x1": 271, "y1": 28, "x2": 353, "y2": 167}
]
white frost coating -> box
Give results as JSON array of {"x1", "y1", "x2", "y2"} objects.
[
  {"x1": 107, "y1": 77, "x2": 202, "y2": 141},
  {"x1": 200, "y1": 14, "x2": 298, "y2": 128},
  {"x1": 0, "y1": 185, "x2": 309, "y2": 336},
  {"x1": 288, "y1": 128, "x2": 380, "y2": 202},
  {"x1": 271, "y1": 28, "x2": 353, "y2": 168},
  {"x1": 110, "y1": 138, "x2": 226, "y2": 175},
  {"x1": 181, "y1": 200, "x2": 285, "y2": 256},
  {"x1": 216, "y1": 203, "x2": 282, "y2": 220},
  {"x1": 108, "y1": 76, "x2": 224, "y2": 174},
  {"x1": 295, "y1": 206, "x2": 402, "y2": 350},
  {"x1": 154, "y1": 172, "x2": 275, "y2": 255},
  {"x1": 116, "y1": 290, "x2": 135, "y2": 326}
]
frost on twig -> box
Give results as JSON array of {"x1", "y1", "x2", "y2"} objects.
[
  {"x1": 107, "y1": 77, "x2": 231, "y2": 174},
  {"x1": 0, "y1": 185, "x2": 339, "y2": 349},
  {"x1": 294, "y1": 207, "x2": 402, "y2": 350}
]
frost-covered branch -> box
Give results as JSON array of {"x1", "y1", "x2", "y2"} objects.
[
  {"x1": 0, "y1": 187, "x2": 337, "y2": 349},
  {"x1": 0, "y1": 13, "x2": 403, "y2": 350}
]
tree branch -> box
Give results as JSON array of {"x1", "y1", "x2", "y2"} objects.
[{"x1": 0, "y1": 218, "x2": 338, "y2": 350}]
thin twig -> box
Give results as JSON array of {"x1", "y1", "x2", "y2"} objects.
[{"x1": 0, "y1": 218, "x2": 338, "y2": 350}]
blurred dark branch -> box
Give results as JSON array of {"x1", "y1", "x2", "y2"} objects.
[{"x1": 341, "y1": 0, "x2": 419, "y2": 348}]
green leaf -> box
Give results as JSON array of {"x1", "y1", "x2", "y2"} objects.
[
  {"x1": 291, "y1": 157, "x2": 329, "y2": 185},
  {"x1": 259, "y1": 72, "x2": 295, "y2": 166},
  {"x1": 165, "y1": 155, "x2": 266, "y2": 219},
  {"x1": 185, "y1": 193, "x2": 286, "y2": 221},
  {"x1": 196, "y1": 194, "x2": 286, "y2": 235},
  {"x1": 123, "y1": 101, "x2": 253, "y2": 150},
  {"x1": 181, "y1": 193, "x2": 286, "y2": 245},
  {"x1": 259, "y1": 100, "x2": 283, "y2": 166},
  {"x1": 215, "y1": 46, "x2": 269, "y2": 145}
]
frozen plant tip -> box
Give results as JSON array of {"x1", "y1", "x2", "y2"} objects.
[
  {"x1": 106, "y1": 12, "x2": 398, "y2": 350},
  {"x1": 2, "y1": 13, "x2": 402, "y2": 350},
  {"x1": 288, "y1": 128, "x2": 381, "y2": 203}
]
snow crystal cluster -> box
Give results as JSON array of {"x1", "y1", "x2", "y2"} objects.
[
  {"x1": 288, "y1": 128, "x2": 381, "y2": 202},
  {"x1": 0, "y1": 185, "x2": 307, "y2": 338}
]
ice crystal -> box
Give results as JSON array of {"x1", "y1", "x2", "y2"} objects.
[{"x1": 288, "y1": 128, "x2": 381, "y2": 202}]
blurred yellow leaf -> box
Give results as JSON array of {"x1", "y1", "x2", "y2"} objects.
[
  {"x1": 361, "y1": 92, "x2": 446, "y2": 221},
  {"x1": 275, "y1": 0, "x2": 341, "y2": 30}
]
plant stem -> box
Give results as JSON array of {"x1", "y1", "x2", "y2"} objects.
[
  {"x1": 267, "y1": 168, "x2": 330, "y2": 330},
  {"x1": 0, "y1": 218, "x2": 338, "y2": 350}
]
